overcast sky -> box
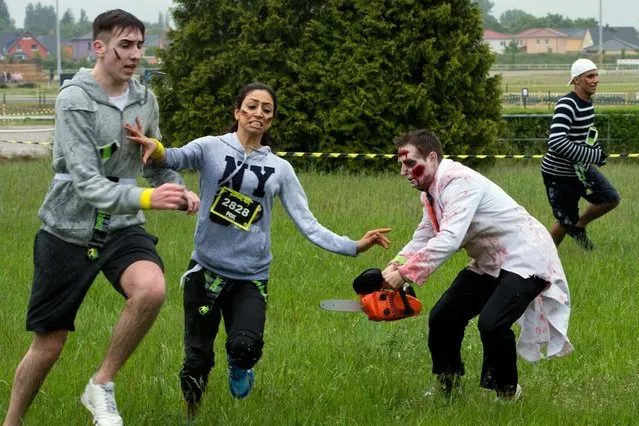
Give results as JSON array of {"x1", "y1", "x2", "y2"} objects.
[
  {"x1": 490, "y1": 0, "x2": 638, "y2": 28},
  {"x1": 6, "y1": 0, "x2": 639, "y2": 30},
  {"x1": 6, "y1": 0, "x2": 173, "y2": 28}
]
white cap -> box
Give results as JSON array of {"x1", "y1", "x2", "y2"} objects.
[{"x1": 568, "y1": 59, "x2": 597, "y2": 85}]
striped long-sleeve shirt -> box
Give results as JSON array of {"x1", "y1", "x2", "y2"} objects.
[{"x1": 541, "y1": 91, "x2": 604, "y2": 178}]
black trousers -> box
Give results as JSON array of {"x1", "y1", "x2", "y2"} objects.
[
  {"x1": 428, "y1": 268, "x2": 546, "y2": 392},
  {"x1": 179, "y1": 260, "x2": 267, "y2": 403}
]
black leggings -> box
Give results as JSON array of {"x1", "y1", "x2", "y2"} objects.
[
  {"x1": 179, "y1": 260, "x2": 268, "y2": 403},
  {"x1": 428, "y1": 268, "x2": 546, "y2": 392}
]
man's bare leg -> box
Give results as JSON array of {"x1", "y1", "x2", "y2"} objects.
[
  {"x1": 550, "y1": 222, "x2": 567, "y2": 246},
  {"x1": 551, "y1": 201, "x2": 619, "y2": 247},
  {"x1": 3, "y1": 330, "x2": 68, "y2": 426},
  {"x1": 575, "y1": 201, "x2": 619, "y2": 229},
  {"x1": 93, "y1": 260, "x2": 166, "y2": 384}
]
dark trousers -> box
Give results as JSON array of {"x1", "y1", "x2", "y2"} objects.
[
  {"x1": 179, "y1": 260, "x2": 267, "y2": 403},
  {"x1": 428, "y1": 268, "x2": 546, "y2": 392}
]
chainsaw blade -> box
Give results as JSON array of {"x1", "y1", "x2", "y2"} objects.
[{"x1": 319, "y1": 299, "x2": 363, "y2": 312}]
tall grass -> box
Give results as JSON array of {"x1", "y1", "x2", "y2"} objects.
[{"x1": 1, "y1": 158, "x2": 638, "y2": 425}]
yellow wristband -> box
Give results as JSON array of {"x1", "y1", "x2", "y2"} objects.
[
  {"x1": 392, "y1": 255, "x2": 407, "y2": 265},
  {"x1": 149, "y1": 138, "x2": 165, "y2": 160},
  {"x1": 140, "y1": 188, "x2": 153, "y2": 209}
]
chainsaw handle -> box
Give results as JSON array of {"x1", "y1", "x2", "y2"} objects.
[{"x1": 398, "y1": 288, "x2": 414, "y2": 315}]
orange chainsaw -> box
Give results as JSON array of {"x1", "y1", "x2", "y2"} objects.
[{"x1": 320, "y1": 268, "x2": 422, "y2": 321}]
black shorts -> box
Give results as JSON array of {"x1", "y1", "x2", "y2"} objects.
[
  {"x1": 26, "y1": 226, "x2": 164, "y2": 332},
  {"x1": 543, "y1": 166, "x2": 620, "y2": 226}
]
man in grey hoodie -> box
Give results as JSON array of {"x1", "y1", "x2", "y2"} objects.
[{"x1": 3, "y1": 10, "x2": 198, "y2": 426}]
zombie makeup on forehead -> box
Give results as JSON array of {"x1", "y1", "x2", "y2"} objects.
[{"x1": 398, "y1": 149, "x2": 409, "y2": 159}]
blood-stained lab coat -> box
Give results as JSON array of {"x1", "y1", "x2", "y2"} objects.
[{"x1": 393, "y1": 159, "x2": 572, "y2": 362}]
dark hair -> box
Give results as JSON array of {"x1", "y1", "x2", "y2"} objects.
[
  {"x1": 93, "y1": 9, "x2": 145, "y2": 41},
  {"x1": 394, "y1": 129, "x2": 443, "y2": 162},
  {"x1": 229, "y1": 82, "x2": 278, "y2": 147}
]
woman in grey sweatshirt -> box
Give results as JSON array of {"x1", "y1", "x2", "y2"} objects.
[{"x1": 126, "y1": 82, "x2": 390, "y2": 419}]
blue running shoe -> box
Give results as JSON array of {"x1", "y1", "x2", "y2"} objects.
[{"x1": 227, "y1": 356, "x2": 255, "y2": 399}]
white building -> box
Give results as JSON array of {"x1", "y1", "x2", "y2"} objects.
[{"x1": 483, "y1": 29, "x2": 513, "y2": 54}]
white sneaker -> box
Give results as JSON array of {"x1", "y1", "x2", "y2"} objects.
[{"x1": 81, "y1": 378, "x2": 124, "y2": 426}]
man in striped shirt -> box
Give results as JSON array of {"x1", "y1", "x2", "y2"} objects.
[{"x1": 541, "y1": 58, "x2": 620, "y2": 250}]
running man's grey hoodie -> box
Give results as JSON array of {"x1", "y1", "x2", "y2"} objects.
[
  {"x1": 164, "y1": 133, "x2": 357, "y2": 281},
  {"x1": 38, "y1": 68, "x2": 184, "y2": 246}
]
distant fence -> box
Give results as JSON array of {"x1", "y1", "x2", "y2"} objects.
[
  {"x1": 616, "y1": 59, "x2": 639, "y2": 70},
  {"x1": 0, "y1": 93, "x2": 54, "y2": 105},
  {"x1": 502, "y1": 92, "x2": 639, "y2": 106},
  {"x1": 491, "y1": 63, "x2": 638, "y2": 71}
]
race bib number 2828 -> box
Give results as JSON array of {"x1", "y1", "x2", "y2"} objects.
[{"x1": 209, "y1": 187, "x2": 261, "y2": 230}]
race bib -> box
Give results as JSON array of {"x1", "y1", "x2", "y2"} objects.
[
  {"x1": 209, "y1": 187, "x2": 262, "y2": 230},
  {"x1": 586, "y1": 127, "x2": 598, "y2": 146}
]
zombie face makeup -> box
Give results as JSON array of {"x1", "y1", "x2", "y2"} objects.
[
  {"x1": 234, "y1": 89, "x2": 275, "y2": 136},
  {"x1": 94, "y1": 27, "x2": 144, "y2": 84},
  {"x1": 398, "y1": 144, "x2": 438, "y2": 191}
]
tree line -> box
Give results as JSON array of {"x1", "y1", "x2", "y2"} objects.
[
  {"x1": 0, "y1": 0, "x2": 169, "y2": 39},
  {"x1": 473, "y1": 0, "x2": 598, "y2": 34}
]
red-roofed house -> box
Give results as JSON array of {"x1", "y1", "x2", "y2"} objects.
[
  {"x1": 5, "y1": 31, "x2": 49, "y2": 60},
  {"x1": 483, "y1": 29, "x2": 513, "y2": 54},
  {"x1": 514, "y1": 28, "x2": 570, "y2": 54}
]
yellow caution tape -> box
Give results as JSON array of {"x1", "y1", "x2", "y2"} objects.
[{"x1": 2, "y1": 141, "x2": 639, "y2": 159}]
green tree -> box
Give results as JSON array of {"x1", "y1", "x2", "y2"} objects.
[
  {"x1": 75, "y1": 9, "x2": 92, "y2": 37},
  {"x1": 573, "y1": 18, "x2": 598, "y2": 27},
  {"x1": 473, "y1": 0, "x2": 493, "y2": 14},
  {"x1": 503, "y1": 39, "x2": 519, "y2": 64},
  {"x1": 60, "y1": 8, "x2": 74, "y2": 25},
  {"x1": 78, "y1": 9, "x2": 89, "y2": 26},
  {"x1": 472, "y1": 0, "x2": 502, "y2": 31},
  {"x1": 483, "y1": 14, "x2": 502, "y2": 31},
  {"x1": 537, "y1": 13, "x2": 566, "y2": 28},
  {"x1": 0, "y1": 0, "x2": 15, "y2": 32},
  {"x1": 24, "y1": 2, "x2": 56, "y2": 36},
  {"x1": 503, "y1": 39, "x2": 519, "y2": 55},
  {"x1": 58, "y1": 7, "x2": 91, "y2": 39},
  {"x1": 59, "y1": 8, "x2": 75, "y2": 39},
  {"x1": 499, "y1": 9, "x2": 536, "y2": 33},
  {"x1": 497, "y1": 10, "x2": 598, "y2": 33},
  {"x1": 157, "y1": 11, "x2": 164, "y2": 29},
  {"x1": 157, "y1": 0, "x2": 501, "y2": 158}
]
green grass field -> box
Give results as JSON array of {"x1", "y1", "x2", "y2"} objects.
[
  {"x1": 1, "y1": 159, "x2": 639, "y2": 425},
  {"x1": 498, "y1": 69, "x2": 639, "y2": 110},
  {"x1": 498, "y1": 69, "x2": 639, "y2": 94}
]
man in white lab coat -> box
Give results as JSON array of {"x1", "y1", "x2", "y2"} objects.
[{"x1": 382, "y1": 129, "x2": 572, "y2": 401}]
